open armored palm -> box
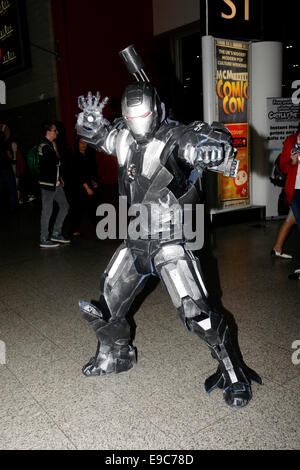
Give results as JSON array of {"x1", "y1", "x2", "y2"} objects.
[{"x1": 76, "y1": 91, "x2": 109, "y2": 139}]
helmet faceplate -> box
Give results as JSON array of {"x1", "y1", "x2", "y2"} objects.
[{"x1": 121, "y1": 83, "x2": 162, "y2": 142}]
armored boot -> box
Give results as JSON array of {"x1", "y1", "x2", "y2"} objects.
[
  {"x1": 187, "y1": 308, "x2": 262, "y2": 408},
  {"x1": 79, "y1": 301, "x2": 136, "y2": 377}
]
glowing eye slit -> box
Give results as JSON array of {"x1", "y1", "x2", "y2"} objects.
[{"x1": 125, "y1": 111, "x2": 152, "y2": 120}]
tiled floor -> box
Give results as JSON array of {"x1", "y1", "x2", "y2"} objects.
[{"x1": 0, "y1": 202, "x2": 299, "y2": 450}]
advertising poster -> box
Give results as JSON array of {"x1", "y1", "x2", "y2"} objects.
[
  {"x1": 219, "y1": 123, "x2": 249, "y2": 204},
  {"x1": 215, "y1": 39, "x2": 250, "y2": 208},
  {"x1": 215, "y1": 39, "x2": 249, "y2": 124},
  {"x1": 266, "y1": 97, "x2": 300, "y2": 216},
  {"x1": 267, "y1": 97, "x2": 300, "y2": 153}
]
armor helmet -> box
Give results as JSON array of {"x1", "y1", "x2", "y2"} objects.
[{"x1": 121, "y1": 82, "x2": 162, "y2": 142}]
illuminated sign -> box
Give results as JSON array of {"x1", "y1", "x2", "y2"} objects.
[
  {"x1": 0, "y1": 0, "x2": 30, "y2": 78},
  {"x1": 221, "y1": 0, "x2": 250, "y2": 20},
  {"x1": 200, "y1": 0, "x2": 262, "y2": 41}
]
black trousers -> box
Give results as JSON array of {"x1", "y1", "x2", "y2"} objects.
[{"x1": 69, "y1": 187, "x2": 100, "y2": 233}]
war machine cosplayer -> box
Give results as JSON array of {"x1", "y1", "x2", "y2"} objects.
[{"x1": 76, "y1": 45, "x2": 261, "y2": 408}]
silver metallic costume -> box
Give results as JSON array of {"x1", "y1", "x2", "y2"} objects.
[{"x1": 76, "y1": 45, "x2": 261, "y2": 408}]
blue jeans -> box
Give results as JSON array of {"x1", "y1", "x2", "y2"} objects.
[
  {"x1": 40, "y1": 186, "x2": 69, "y2": 239},
  {"x1": 291, "y1": 189, "x2": 300, "y2": 232}
]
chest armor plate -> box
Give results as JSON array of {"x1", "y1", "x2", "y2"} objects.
[{"x1": 117, "y1": 133, "x2": 173, "y2": 204}]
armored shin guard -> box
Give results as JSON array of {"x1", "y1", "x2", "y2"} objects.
[
  {"x1": 79, "y1": 301, "x2": 136, "y2": 376},
  {"x1": 187, "y1": 308, "x2": 262, "y2": 408}
]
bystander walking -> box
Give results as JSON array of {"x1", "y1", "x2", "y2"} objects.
[{"x1": 38, "y1": 122, "x2": 70, "y2": 248}]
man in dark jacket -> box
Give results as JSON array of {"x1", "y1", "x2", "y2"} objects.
[{"x1": 39, "y1": 122, "x2": 70, "y2": 248}]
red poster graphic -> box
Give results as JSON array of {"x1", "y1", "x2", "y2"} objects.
[{"x1": 219, "y1": 123, "x2": 249, "y2": 203}]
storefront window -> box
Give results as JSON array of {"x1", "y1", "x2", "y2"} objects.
[
  {"x1": 180, "y1": 32, "x2": 203, "y2": 123},
  {"x1": 175, "y1": 32, "x2": 203, "y2": 124},
  {"x1": 282, "y1": 40, "x2": 300, "y2": 98}
]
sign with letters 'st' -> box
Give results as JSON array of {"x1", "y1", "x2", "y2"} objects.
[
  {"x1": 0, "y1": 0, "x2": 30, "y2": 78},
  {"x1": 200, "y1": 0, "x2": 262, "y2": 41}
]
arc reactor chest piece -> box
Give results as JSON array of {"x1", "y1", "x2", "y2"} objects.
[{"x1": 127, "y1": 163, "x2": 137, "y2": 180}]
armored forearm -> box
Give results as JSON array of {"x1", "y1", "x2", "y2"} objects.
[
  {"x1": 178, "y1": 121, "x2": 239, "y2": 178},
  {"x1": 76, "y1": 121, "x2": 111, "y2": 152}
]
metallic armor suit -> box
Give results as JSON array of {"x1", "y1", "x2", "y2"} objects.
[{"x1": 76, "y1": 45, "x2": 261, "y2": 408}]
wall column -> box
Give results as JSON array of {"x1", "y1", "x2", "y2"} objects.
[{"x1": 250, "y1": 41, "x2": 282, "y2": 217}]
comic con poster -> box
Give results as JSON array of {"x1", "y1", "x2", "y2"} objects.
[
  {"x1": 215, "y1": 39, "x2": 249, "y2": 124},
  {"x1": 215, "y1": 39, "x2": 250, "y2": 207}
]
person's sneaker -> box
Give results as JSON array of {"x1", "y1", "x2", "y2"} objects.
[
  {"x1": 288, "y1": 268, "x2": 300, "y2": 280},
  {"x1": 270, "y1": 249, "x2": 292, "y2": 259},
  {"x1": 40, "y1": 238, "x2": 60, "y2": 248},
  {"x1": 51, "y1": 232, "x2": 71, "y2": 244}
]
